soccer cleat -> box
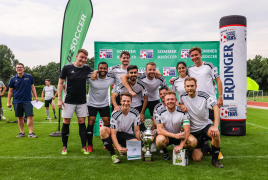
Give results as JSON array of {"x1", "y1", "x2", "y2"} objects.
[
  {"x1": 54, "y1": 116, "x2": 57, "y2": 119},
  {"x1": 81, "y1": 146, "x2": 89, "y2": 155},
  {"x1": 45, "y1": 118, "x2": 50, "y2": 120},
  {"x1": 218, "y1": 151, "x2": 224, "y2": 159},
  {"x1": 112, "y1": 155, "x2": 121, "y2": 163},
  {"x1": 87, "y1": 145, "x2": 93, "y2": 153},
  {"x1": 62, "y1": 147, "x2": 67, "y2": 155},
  {"x1": 2, "y1": 116, "x2": 6, "y2": 120},
  {"x1": 163, "y1": 153, "x2": 169, "y2": 160},
  {"x1": 150, "y1": 143, "x2": 157, "y2": 152},
  {"x1": 28, "y1": 132, "x2": 38, "y2": 138},
  {"x1": 212, "y1": 159, "x2": 224, "y2": 168},
  {"x1": 16, "y1": 132, "x2": 25, "y2": 138}
]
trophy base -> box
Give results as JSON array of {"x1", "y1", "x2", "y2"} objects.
[{"x1": 143, "y1": 156, "x2": 153, "y2": 162}]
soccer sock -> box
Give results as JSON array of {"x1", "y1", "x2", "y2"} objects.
[
  {"x1": 0, "y1": 108, "x2": 3, "y2": 117},
  {"x1": 211, "y1": 145, "x2": 220, "y2": 161},
  {"x1": 102, "y1": 137, "x2": 115, "y2": 156},
  {"x1": 140, "y1": 123, "x2": 145, "y2": 132},
  {"x1": 61, "y1": 123, "x2": 70, "y2": 148},
  {"x1": 79, "y1": 123, "x2": 87, "y2": 147},
  {"x1": 46, "y1": 110, "x2": 49, "y2": 118},
  {"x1": 87, "y1": 125, "x2": 94, "y2": 146},
  {"x1": 162, "y1": 147, "x2": 168, "y2": 154},
  {"x1": 53, "y1": 109, "x2": 56, "y2": 116}
]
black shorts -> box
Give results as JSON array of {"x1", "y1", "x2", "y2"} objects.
[
  {"x1": 112, "y1": 95, "x2": 121, "y2": 112},
  {"x1": 142, "y1": 100, "x2": 160, "y2": 116},
  {"x1": 191, "y1": 124, "x2": 213, "y2": 148},
  {"x1": 0, "y1": 96, "x2": 2, "y2": 107},
  {"x1": 13, "y1": 102, "x2": 34, "y2": 117},
  {"x1": 88, "y1": 105, "x2": 110, "y2": 117},
  {"x1": 116, "y1": 132, "x2": 137, "y2": 147},
  {"x1": 45, "y1": 99, "x2": 52, "y2": 107},
  {"x1": 133, "y1": 105, "x2": 143, "y2": 113},
  {"x1": 168, "y1": 137, "x2": 181, "y2": 146},
  {"x1": 209, "y1": 109, "x2": 214, "y2": 121}
]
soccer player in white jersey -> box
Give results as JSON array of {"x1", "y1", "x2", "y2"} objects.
[
  {"x1": 58, "y1": 49, "x2": 93, "y2": 155},
  {"x1": 153, "y1": 87, "x2": 168, "y2": 128},
  {"x1": 156, "y1": 91, "x2": 197, "y2": 160},
  {"x1": 99, "y1": 92, "x2": 141, "y2": 163},
  {"x1": 86, "y1": 62, "x2": 116, "y2": 152},
  {"x1": 112, "y1": 65, "x2": 148, "y2": 130},
  {"x1": 41, "y1": 79, "x2": 58, "y2": 120},
  {"x1": 172, "y1": 61, "x2": 188, "y2": 98},
  {"x1": 179, "y1": 77, "x2": 223, "y2": 168},
  {"x1": 0, "y1": 81, "x2": 7, "y2": 120}
]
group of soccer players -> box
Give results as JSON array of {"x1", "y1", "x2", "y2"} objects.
[{"x1": 57, "y1": 47, "x2": 224, "y2": 168}]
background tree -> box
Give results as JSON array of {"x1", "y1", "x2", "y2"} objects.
[
  {"x1": 0, "y1": 45, "x2": 18, "y2": 85},
  {"x1": 86, "y1": 56, "x2": 94, "y2": 69}
]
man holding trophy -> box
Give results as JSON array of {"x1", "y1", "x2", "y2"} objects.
[
  {"x1": 99, "y1": 92, "x2": 141, "y2": 164},
  {"x1": 155, "y1": 91, "x2": 197, "y2": 160}
]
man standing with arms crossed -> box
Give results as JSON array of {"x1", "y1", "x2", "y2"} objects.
[
  {"x1": 58, "y1": 49, "x2": 93, "y2": 155},
  {"x1": 41, "y1": 79, "x2": 58, "y2": 120},
  {"x1": 180, "y1": 77, "x2": 223, "y2": 168},
  {"x1": 7, "y1": 63, "x2": 38, "y2": 138},
  {"x1": 0, "y1": 80, "x2": 7, "y2": 120}
]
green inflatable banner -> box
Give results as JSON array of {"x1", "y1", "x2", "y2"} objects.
[{"x1": 60, "y1": 0, "x2": 93, "y2": 70}]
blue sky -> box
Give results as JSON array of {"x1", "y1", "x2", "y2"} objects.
[{"x1": 1, "y1": 0, "x2": 267, "y2": 68}]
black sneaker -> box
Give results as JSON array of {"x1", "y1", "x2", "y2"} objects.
[
  {"x1": 28, "y1": 132, "x2": 38, "y2": 138},
  {"x1": 212, "y1": 159, "x2": 224, "y2": 168},
  {"x1": 17, "y1": 132, "x2": 25, "y2": 138},
  {"x1": 163, "y1": 153, "x2": 169, "y2": 160}
]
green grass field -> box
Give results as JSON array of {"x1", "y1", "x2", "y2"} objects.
[
  {"x1": 0, "y1": 97, "x2": 268, "y2": 180},
  {"x1": 247, "y1": 96, "x2": 268, "y2": 102}
]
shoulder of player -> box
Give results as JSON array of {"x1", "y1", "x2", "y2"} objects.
[
  {"x1": 136, "y1": 79, "x2": 146, "y2": 89},
  {"x1": 129, "y1": 107, "x2": 140, "y2": 117},
  {"x1": 203, "y1": 62, "x2": 216, "y2": 69},
  {"x1": 111, "y1": 110, "x2": 123, "y2": 120},
  {"x1": 156, "y1": 106, "x2": 167, "y2": 116},
  {"x1": 188, "y1": 65, "x2": 195, "y2": 69},
  {"x1": 138, "y1": 73, "x2": 146, "y2": 79},
  {"x1": 154, "y1": 102, "x2": 163, "y2": 110},
  {"x1": 106, "y1": 73, "x2": 115, "y2": 79},
  {"x1": 117, "y1": 83, "x2": 125, "y2": 89},
  {"x1": 175, "y1": 106, "x2": 185, "y2": 114},
  {"x1": 110, "y1": 64, "x2": 121, "y2": 70},
  {"x1": 180, "y1": 92, "x2": 189, "y2": 98},
  {"x1": 173, "y1": 76, "x2": 180, "y2": 82},
  {"x1": 158, "y1": 75, "x2": 166, "y2": 82},
  {"x1": 197, "y1": 91, "x2": 210, "y2": 100}
]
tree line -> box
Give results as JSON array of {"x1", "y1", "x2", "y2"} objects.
[{"x1": 1, "y1": 44, "x2": 267, "y2": 91}]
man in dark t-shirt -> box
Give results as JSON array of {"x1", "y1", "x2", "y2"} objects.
[{"x1": 58, "y1": 49, "x2": 93, "y2": 155}]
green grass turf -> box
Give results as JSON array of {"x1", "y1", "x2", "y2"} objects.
[
  {"x1": 0, "y1": 97, "x2": 268, "y2": 180},
  {"x1": 247, "y1": 96, "x2": 268, "y2": 102}
]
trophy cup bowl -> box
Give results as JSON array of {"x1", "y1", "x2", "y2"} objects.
[{"x1": 140, "y1": 119, "x2": 156, "y2": 162}]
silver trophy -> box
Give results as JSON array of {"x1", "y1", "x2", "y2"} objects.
[{"x1": 140, "y1": 119, "x2": 156, "y2": 162}]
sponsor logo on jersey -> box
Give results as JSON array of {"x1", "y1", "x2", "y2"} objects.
[
  {"x1": 181, "y1": 49, "x2": 190, "y2": 58},
  {"x1": 71, "y1": 70, "x2": 75, "y2": 73},
  {"x1": 24, "y1": 78, "x2": 29, "y2": 80},
  {"x1": 221, "y1": 104, "x2": 238, "y2": 118},
  {"x1": 100, "y1": 49, "x2": 113, "y2": 59},
  {"x1": 163, "y1": 67, "x2": 176, "y2": 76},
  {"x1": 140, "y1": 50, "x2": 153, "y2": 59},
  {"x1": 220, "y1": 28, "x2": 236, "y2": 44}
]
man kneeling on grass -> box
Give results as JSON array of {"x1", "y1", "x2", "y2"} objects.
[{"x1": 99, "y1": 92, "x2": 141, "y2": 163}]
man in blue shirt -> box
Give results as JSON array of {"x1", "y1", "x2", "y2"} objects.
[{"x1": 7, "y1": 63, "x2": 39, "y2": 138}]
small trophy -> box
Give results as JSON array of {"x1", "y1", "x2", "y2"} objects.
[{"x1": 140, "y1": 119, "x2": 156, "y2": 162}]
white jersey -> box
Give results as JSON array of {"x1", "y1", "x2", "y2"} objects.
[
  {"x1": 110, "y1": 107, "x2": 141, "y2": 134},
  {"x1": 172, "y1": 76, "x2": 188, "y2": 99},
  {"x1": 108, "y1": 65, "x2": 144, "y2": 93},
  {"x1": 179, "y1": 91, "x2": 217, "y2": 132},
  {"x1": 156, "y1": 106, "x2": 190, "y2": 134},
  {"x1": 87, "y1": 73, "x2": 115, "y2": 108},
  {"x1": 138, "y1": 74, "x2": 168, "y2": 101},
  {"x1": 153, "y1": 102, "x2": 165, "y2": 119},
  {"x1": 115, "y1": 79, "x2": 148, "y2": 107},
  {"x1": 42, "y1": 85, "x2": 57, "y2": 100},
  {"x1": 188, "y1": 62, "x2": 219, "y2": 102}
]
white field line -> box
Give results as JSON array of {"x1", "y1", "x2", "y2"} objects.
[
  {"x1": 247, "y1": 105, "x2": 268, "y2": 110},
  {"x1": 0, "y1": 155, "x2": 268, "y2": 159},
  {"x1": 246, "y1": 122, "x2": 268, "y2": 129}
]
